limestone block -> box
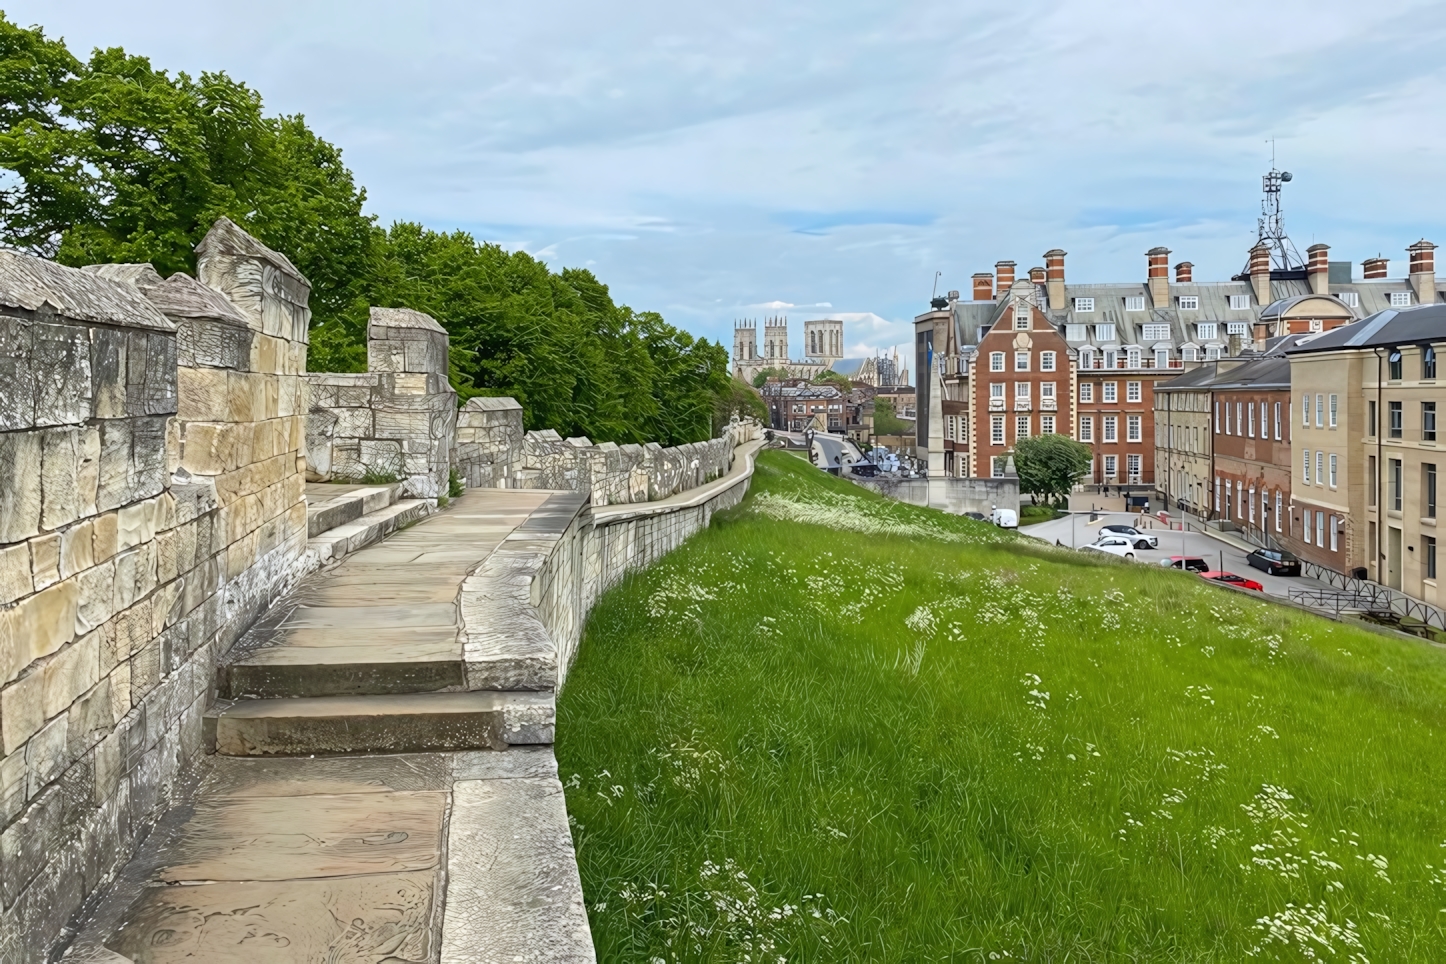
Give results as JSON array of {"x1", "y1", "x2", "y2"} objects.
[
  {"x1": 0, "y1": 543, "x2": 30, "y2": 608},
  {"x1": 75, "y1": 424, "x2": 100, "y2": 518},
  {"x1": 30, "y1": 532, "x2": 60, "y2": 591},
  {"x1": 0, "y1": 316, "x2": 36, "y2": 431},
  {"x1": 176, "y1": 313, "x2": 252, "y2": 371},
  {"x1": 126, "y1": 329, "x2": 179, "y2": 416},
  {"x1": 176, "y1": 366, "x2": 230, "y2": 422},
  {"x1": 59, "y1": 519, "x2": 96, "y2": 580},
  {"x1": 67, "y1": 675, "x2": 113, "y2": 761},
  {"x1": 32, "y1": 321, "x2": 94, "y2": 427},
  {"x1": 0, "y1": 747, "x2": 25, "y2": 824},
  {"x1": 42, "y1": 632, "x2": 98, "y2": 719},
  {"x1": 1, "y1": 580, "x2": 79, "y2": 687},
  {"x1": 358, "y1": 439, "x2": 403, "y2": 477},
  {"x1": 107, "y1": 660, "x2": 131, "y2": 718},
  {"x1": 112, "y1": 543, "x2": 158, "y2": 612},
  {"x1": 117, "y1": 497, "x2": 159, "y2": 551},
  {"x1": 75, "y1": 561, "x2": 116, "y2": 638},
  {"x1": 130, "y1": 639, "x2": 161, "y2": 702},
  {"x1": 91, "y1": 511, "x2": 118, "y2": 565},
  {"x1": 0, "y1": 428, "x2": 43, "y2": 543},
  {"x1": 24, "y1": 711, "x2": 69, "y2": 792},
  {"x1": 131, "y1": 415, "x2": 169, "y2": 501},
  {"x1": 95, "y1": 419, "x2": 132, "y2": 513},
  {"x1": 334, "y1": 406, "x2": 374, "y2": 439},
  {"x1": 0, "y1": 669, "x2": 43, "y2": 753}
]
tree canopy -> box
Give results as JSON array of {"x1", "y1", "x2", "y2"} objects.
[
  {"x1": 873, "y1": 397, "x2": 911, "y2": 436},
  {"x1": 1012, "y1": 433, "x2": 1093, "y2": 506},
  {"x1": 0, "y1": 14, "x2": 736, "y2": 445}
]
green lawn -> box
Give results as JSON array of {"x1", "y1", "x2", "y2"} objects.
[
  {"x1": 556, "y1": 451, "x2": 1446, "y2": 962},
  {"x1": 1019, "y1": 503, "x2": 1065, "y2": 525}
]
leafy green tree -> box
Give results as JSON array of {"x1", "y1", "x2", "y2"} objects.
[
  {"x1": 751, "y1": 366, "x2": 790, "y2": 388},
  {"x1": 873, "y1": 397, "x2": 910, "y2": 436},
  {"x1": 0, "y1": 13, "x2": 735, "y2": 445},
  {"x1": 1013, "y1": 433, "x2": 1093, "y2": 506},
  {"x1": 812, "y1": 370, "x2": 853, "y2": 393}
]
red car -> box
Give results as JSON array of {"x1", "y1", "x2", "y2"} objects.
[{"x1": 1199, "y1": 570, "x2": 1264, "y2": 592}]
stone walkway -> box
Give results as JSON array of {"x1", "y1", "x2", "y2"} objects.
[{"x1": 64, "y1": 490, "x2": 594, "y2": 963}]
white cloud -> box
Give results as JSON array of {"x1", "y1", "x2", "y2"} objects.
[{"x1": 12, "y1": 0, "x2": 1446, "y2": 354}]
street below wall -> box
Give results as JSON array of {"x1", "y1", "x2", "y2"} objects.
[{"x1": 1021, "y1": 510, "x2": 1338, "y2": 600}]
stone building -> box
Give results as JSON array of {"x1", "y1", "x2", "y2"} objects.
[
  {"x1": 732, "y1": 316, "x2": 863, "y2": 383},
  {"x1": 1154, "y1": 362, "x2": 1223, "y2": 514},
  {"x1": 758, "y1": 379, "x2": 847, "y2": 432},
  {"x1": 1209, "y1": 356, "x2": 1294, "y2": 544}
]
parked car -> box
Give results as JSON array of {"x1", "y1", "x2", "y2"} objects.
[
  {"x1": 963, "y1": 511, "x2": 987, "y2": 521},
  {"x1": 1098, "y1": 523, "x2": 1159, "y2": 547},
  {"x1": 992, "y1": 508, "x2": 1018, "y2": 529},
  {"x1": 1081, "y1": 536, "x2": 1143, "y2": 560},
  {"x1": 1246, "y1": 548, "x2": 1301, "y2": 576},
  {"x1": 1159, "y1": 555, "x2": 1210, "y2": 573},
  {"x1": 1199, "y1": 570, "x2": 1265, "y2": 592}
]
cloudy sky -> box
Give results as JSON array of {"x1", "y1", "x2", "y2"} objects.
[{"x1": 10, "y1": 0, "x2": 1446, "y2": 358}]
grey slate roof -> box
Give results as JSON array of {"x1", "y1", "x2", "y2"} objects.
[
  {"x1": 1287, "y1": 304, "x2": 1446, "y2": 354},
  {"x1": 1210, "y1": 355, "x2": 1292, "y2": 391}
]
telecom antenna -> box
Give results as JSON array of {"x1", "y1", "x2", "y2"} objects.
[{"x1": 1256, "y1": 141, "x2": 1303, "y2": 272}]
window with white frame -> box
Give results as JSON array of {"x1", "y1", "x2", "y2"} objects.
[
  {"x1": 1126, "y1": 348, "x2": 1141, "y2": 368},
  {"x1": 1390, "y1": 291, "x2": 1412, "y2": 307},
  {"x1": 1066, "y1": 324, "x2": 1089, "y2": 340},
  {"x1": 1080, "y1": 417, "x2": 1094, "y2": 442},
  {"x1": 1274, "y1": 401, "x2": 1281, "y2": 439},
  {"x1": 1095, "y1": 324, "x2": 1117, "y2": 341},
  {"x1": 1103, "y1": 454, "x2": 1117, "y2": 478},
  {"x1": 1227, "y1": 322, "x2": 1248, "y2": 335},
  {"x1": 1103, "y1": 382, "x2": 1117, "y2": 403},
  {"x1": 1014, "y1": 302, "x2": 1032, "y2": 328},
  {"x1": 1214, "y1": 401, "x2": 1220, "y2": 433},
  {"x1": 1124, "y1": 295, "x2": 1145, "y2": 311},
  {"x1": 1329, "y1": 394, "x2": 1338, "y2": 427},
  {"x1": 1127, "y1": 453, "x2": 1141, "y2": 478},
  {"x1": 1041, "y1": 414, "x2": 1056, "y2": 434},
  {"x1": 1182, "y1": 346, "x2": 1198, "y2": 361},
  {"x1": 1236, "y1": 402, "x2": 1243, "y2": 435},
  {"x1": 1127, "y1": 415, "x2": 1142, "y2": 441},
  {"x1": 1041, "y1": 382, "x2": 1056, "y2": 399},
  {"x1": 1301, "y1": 393, "x2": 1309, "y2": 427},
  {"x1": 1179, "y1": 296, "x2": 1200, "y2": 310},
  {"x1": 1079, "y1": 349, "x2": 1096, "y2": 370},
  {"x1": 1074, "y1": 297, "x2": 1095, "y2": 312},
  {"x1": 1015, "y1": 381, "x2": 1030, "y2": 399},
  {"x1": 1275, "y1": 490, "x2": 1282, "y2": 531},
  {"x1": 990, "y1": 352, "x2": 1005, "y2": 371},
  {"x1": 1303, "y1": 449, "x2": 1312, "y2": 485},
  {"x1": 1247, "y1": 403, "x2": 1255, "y2": 437},
  {"x1": 1015, "y1": 351, "x2": 1030, "y2": 371},
  {"x1": 1016, "y1": 415, "x2": 1030, "y2": 439},
  {"x1": 1260, "y1": 402, "x2": 1268, "y2": 436},
  {"x1": 1041, "y1": 351, "x2": 1056, "y2": 371},
  {"x1": 1340, "y1": 291, "x2": 1359, "y2": 307},
  {"x1": 990, "y1": 382, "x2": 1004, "y2": 399},
  {"x1": 1204, "y1": 346, "x2": 1221, "y2": 361},
  {"x1": 1104, "y1": 349, "x2": 1117, "y2": 369},
  {"x1": 1155, "y1": 348, "x2": 1169, "y2": 368},
  {"x1": 1103, "y1": 416, "x2": 1118, "y2": 442},
  {"x1": 1142, "y1": 323, "x2": 1170, "y2": 341},
  {"x1": 1329, "y1": 453, "x2": 1338, "y2": 487},
  {"x1": 1196, "y1": 322, "x2": 1218, "y2": 340},
  {"x1": 1329, "y1": 515, "x2": 1339, "y2": 551},
  {"x1": 1080, "y1": 383, "x2": 1094, "y2": 402},
  {"x1": 1316, "y1": 451, "x2": 1324, "y2": 486},
  {"x1": 1317, "y1": 511, "x2": 1325, "y2": 546},
  {"x1": 991, "y1": 416, "x2": 1005, "y2": 445},
  {"x1": 1126, "y1": 381, "x2": 1141, "y2": 402},
  {"x1": 1315, "y1": 393, "x2": 1324, "y2": 427},
  {"x1": 1229, "y1": 294, "x2": 1250, "y2": 310}
]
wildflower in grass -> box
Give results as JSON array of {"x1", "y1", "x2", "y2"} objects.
[
  {"x1": 1247, "y1": 902, "x2": 1368, "y2": 962},
  {"x1": 905, "y1": 606, "x2": 936, "y2": 635},
  {"x1": 1356, "y1": 853, "x2": 1391, "y2": 883},
  {"x1": 1185, "y1": 684, "x2": 1216, "y2": 705}
]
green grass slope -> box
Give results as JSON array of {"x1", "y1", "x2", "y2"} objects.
[{"x1": 557, "y1": 451, "x2": 1446, "y2": 962}]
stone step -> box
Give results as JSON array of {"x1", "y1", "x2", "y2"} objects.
[
  {"x1": 205, "y1": 691, "x2": 555, "y2": 756},
  {"x1": 308, "y1": 498, "x2": 431, "y2": 561},
  {"x1": 218, "y1": 630, "x2": 464, "y2": 699},
  {"x1": 305, "y1": 482, "x2": 402, "y2": 537}
]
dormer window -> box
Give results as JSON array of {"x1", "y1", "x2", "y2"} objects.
[
  {"x1": 1196, "y1": 322, "x2": 1218, "y2": 340},
  {"x1": 1094, "y1": 324, "x2": 1117, "y2": 342},
  {"x1": 1074, "y1": 297, "x2": 1095, "y2": 313},
  {"x1": 1182, "y1": 346, "x2": 1198, "y2": 362},
  {"x1": 1178, "y1": 296, "x2": 1200, "y2": 310},
  {"x1": 1227, "y1": 322, "x2": 1248, "y2": 335},
  {"x1": 1204, "y1": 346, "x2": 1221, "y2": 361},
  {"x1": 1014, "y1": 302, "x2": 1031, "y2": 329},
  {"x1": 1390, "y1": 291, "x2": 1412, "y2": 307},
  {"x1": 1229, "y1": 294, "x2": 1250, "y2": 310},
  {"x1": 1066, "y1": 324, "x2": 1089, "y2": 340},
  {"x1": 1142, "y1": 323, "x2": 1170, "y2": 341},
  {"x1": 1124, "y1": 296, "x2": 1145, "y2": 311},
  {"x1": 1340, "y1": 291, "x2": 1359, "y2": 307}
]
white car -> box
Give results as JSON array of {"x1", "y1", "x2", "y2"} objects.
[
  {"x1": 1081, "y1": 535, "x2": 1152, "y2": 560},
  {"x1": 1098, "y1": 524, "x2": 1159, "y2": 548}
]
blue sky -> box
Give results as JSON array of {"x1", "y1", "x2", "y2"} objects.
[{"x1": 10, "y1": 0, "x2": 1446, "y2": 358}]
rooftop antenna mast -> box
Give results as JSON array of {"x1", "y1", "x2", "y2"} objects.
[{"x1": 1257, "y1": 140, "x2": 1303, "y2": 272}]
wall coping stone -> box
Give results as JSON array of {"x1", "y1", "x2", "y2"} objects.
[
  {"x1": 195, "y1": 216, "x2": 307, "y2": 285},
  {"x1": 369, "y1": 306, "x2": 446, "y2": 334},
  {"x1": 0, "y1": 251, "x2": 174, "y2": 331}
]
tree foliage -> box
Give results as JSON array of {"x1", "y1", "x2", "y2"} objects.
[
  {"x1": 750, "y1": 366, "x2": 791, "y2": 388},
  {"x1": 811, "y1": 369, "x2": 853, "y2": 393},
  {"x1": 873, "y1": 397, "x2": 910, "y2": 436},
  {"x1": 0, "y1": 14, "x2": 735, "y2": 445},
  {"x1": 1013, "y1": 433, "x2": 1093, "y2": 506}
]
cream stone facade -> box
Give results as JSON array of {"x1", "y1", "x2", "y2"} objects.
[
  {"x1": 1154, "y1": 364, "x2": 1219, "y2": 514},
  {"x1": 1286, "y1": 351, "x2": 1366, "y2": 575}
]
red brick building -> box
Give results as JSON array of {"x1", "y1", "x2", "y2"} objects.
[
  {"x1": 1209, "y1": 356, "x2": 1293, "y2": 541},
  {"x1": 970, "y1": 289, "x2": 1072, "y2": 476}
]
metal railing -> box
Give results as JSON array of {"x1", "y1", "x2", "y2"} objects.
[{"x1": 1300, "y1": 561, "x2": 1446, "y2": 631}]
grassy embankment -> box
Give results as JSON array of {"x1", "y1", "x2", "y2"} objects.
[{"x1": 557, "y1": 451, "x2": 1446, "y2": 962}]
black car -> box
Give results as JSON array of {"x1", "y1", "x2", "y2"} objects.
[{"x1": 1246, "y1": 548, "x2": 1301, "y2": 576}]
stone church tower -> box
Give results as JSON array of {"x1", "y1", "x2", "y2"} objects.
[{"x1": 764, "y1": 316, "x2": 789, "y2": 362}]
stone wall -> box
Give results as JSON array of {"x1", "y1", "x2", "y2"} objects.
[
  {"x1": 305, "y1": 307, "x2": 457, "y2": 500},
  {"x1": 0, "y1": 219, "x2": 314, "y2": 962},
  {"x1": 851, "y1": 474, "x2": 1021, "y2": 516},
  {"x1": 455, "y1": 397, "x2": 757, "y2": 507}
]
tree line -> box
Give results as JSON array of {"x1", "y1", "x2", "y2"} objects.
[{"x1": 0, "y1": 14, "x2": 760, "y2": 444}]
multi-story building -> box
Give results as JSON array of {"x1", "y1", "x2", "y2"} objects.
[
  {"x1": 1285, "y1": 301, "x2": 1446, "y2": 596},
  {"x1": 1209, "y1": 356, "x2": 1294, "y2": 544},
  {"x1": 1154, "y1": 363, "x2": 1224, "y2": 514},
  {"x1": 758, "y1": 380, "x2": 847, "y2": 432}
]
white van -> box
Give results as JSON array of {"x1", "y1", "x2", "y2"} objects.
[{"x1": 991, "y1": 507, "x2": 1018, "y2": 529}]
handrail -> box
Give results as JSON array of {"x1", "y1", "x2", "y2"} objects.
[{"x1": 1300, "y1": 560, "x2": 1446, "y2": 630}]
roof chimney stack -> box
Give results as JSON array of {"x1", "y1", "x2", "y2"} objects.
[
  {"x1": 994, "y1": 261, "x2": 1015, "y2": 299},
  {"x1": 1306, "y1": 243, "x2": 1330, "y2": 295},
  {"x1": 1249, "y1": 242, "x2": 1272, "y2": 306},
  {"x1": 1028, "y1": 266, "x2": 1046, "y2": 287},
  {"x1": 1147, "y1": 247, "x2": 1170, "y2": 308},
  {"x1": 1409, "y1": 240, "x2": 1437, "y2": 305},
  {"x1": 1174, "y1": 261, "x2": 1193, "y2": 284},
  {"x1": 1363, "y1": 257, "x2": 1389, "y2": 280},
  {"x1": 1044, "y1": 249, "x2": 1067, "y2": 311},
  {"x1": 972, "y1": 272, "x2": 994, "y2": 302}
]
